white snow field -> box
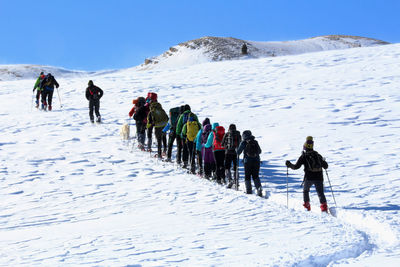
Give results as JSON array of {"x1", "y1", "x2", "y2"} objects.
[{"x1": 1, "y1": 43, "x2": 400, "y2": 266}]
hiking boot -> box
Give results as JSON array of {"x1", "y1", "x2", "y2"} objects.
[
  {"x1": 35, "y1": 100, "x2": 39, "y2": 108},
  {"x1": 182, "y1": 162, "x2": 188, "y2": 169},
  {"x1": 245, "y1": 180, "x2": 252, "y2": 194},
  {"x1": 48, "y1": 105, "x2": 52, "y2": 111},
  {"x1": 226, "y1": 180, "x2": 233, "y2": 189},
  {"x1": 96, "y1": 116, "x2": 101, "y2": 123},
  {"x1": 164, "y1": 157, "x2": 172, "y2": 162},
  {"x1": 303, "y1": 202, "x2": 311, "y2": 211},
  {"x1": 90, "y1": 119, "x2": 94, "y2": 123},
  {"x1": 320, "y1": 203, "x2": 328, "y2": 213},
  {"x1": 256, "y1": 187, "x2": 263, "y2": 197}
]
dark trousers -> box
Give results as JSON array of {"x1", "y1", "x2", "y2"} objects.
[
  {"x1": 167, "y1": 130, "x2": 176, "y2": 159},
  {"x1": 303, "y1": 180, "x2": 327, "y2": 204},
  {"x1": 197, "y1": 150, "x2": 203, "y2": 174},
  {"x1": 213, "y1": 150, "x2": 226, "y2": 183},
  {"x1": 182, "y1": 138, "x2": 189, "y2": 164},
  {"x1": 89, "y1": 99, "x2": 100, "y2": 121},
  {"x1": 176, "y1": 135, "x2": 183, "y2": 164},
  {"x1": 35, "y1": 90, "x2": 41, "y2": 103},
  {"x1": 204, "y1": 162, "x2": 215, "y2": 179},
  {"x1": 155, "y1": 127, "x2": 163, "y2": 157},
  {"x1": 162, "y1": 132, "x2": 167, "y2": 153},
  {"x1": 136, "y1": 122, "x2": 146, "y2": 146},
  {"x1": 41, "y1": 90, "x2": 54, "y2": 106},
  {"x1": 147, "y1": 126, "x2": 153, "y2": 150},
  {"x1": 225, "y1": 153, "x2": 238, "y2": 182},
  {"x1": 244, "y1": 160, "x2": 261, "y2": 189},
  {"x1": 225, "y1": 153, "x2": 238, "y2": 171},
  {"x1": 187, "y1": 141, "x2": 196, "y2": 172}
]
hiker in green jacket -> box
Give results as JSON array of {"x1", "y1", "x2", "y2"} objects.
[{"x1": 33, "y1": 72, "x2": 45, "y2": 109}]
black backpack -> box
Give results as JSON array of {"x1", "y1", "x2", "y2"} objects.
[
  {"x1": 303, "y1": 151, "x2": 322, "y2": 172},
  {"x1": 169, "y1": 107, "x2": 180, "y2": 129},
  {"x1": 225, "y1": 131, "x2": 240, "y2": 151},
  {"x1": 244, "y1": 139, "x2": 259, "y2": 158}
]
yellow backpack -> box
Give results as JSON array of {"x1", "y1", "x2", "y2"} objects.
[{"x1": 186, "y1": 121, "x2": 199, "y2": 142}]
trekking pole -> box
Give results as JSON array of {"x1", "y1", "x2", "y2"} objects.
[
  {"x1": 286, "y1": 167, "x2": 289, "y2": 208},
  {"x1": 325, "y1": 169, "x2": 338, "y2": 208},
  {"x1": 56, "y1": 87, "x2": 62, "y2": 108},
  {"x1": 235, "y1": 157, "x2": 239, "y2": 191}
]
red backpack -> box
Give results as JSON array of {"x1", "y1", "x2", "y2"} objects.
[{"x1": 213, "y1": 126, "x2": 225, "y2": 151}]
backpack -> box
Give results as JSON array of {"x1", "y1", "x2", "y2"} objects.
[
  {"x1": 182, "y1": 111, "x2": 193, "y2": 125},
  {"x1": 213, "y1": 126, "x2": 225, "y2": 150},
  {"x1": 244, "y1": 139, "x2": 259, "y2": 158},
  {"x1": 303, "y1": 151, "x2": 322, "y2": 172},
  {"x1": 40, "y1": 74, "x2": 53, "y2": 89},
  {"x1": 186, "y1": 120, "x2": 200, "y2": 142},
  {"x1": 169, "y1": 107, "x2": 180, "y2": 129},
  {"x1": 201, "y1": 125, "x2": 212, "y2": 144},
  {"x1": 225, "y1": 131, "x2": 240, "y2": 151},
  {"x1": 150, "y1": 102, "x2": 168, "y2": 125}
]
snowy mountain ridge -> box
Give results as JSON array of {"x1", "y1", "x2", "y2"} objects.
[{"x1": 140, "y1": 35, "x2": 389, "y2": 69}]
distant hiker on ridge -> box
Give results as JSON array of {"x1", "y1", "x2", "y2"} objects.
[
  {"x1": 241, "y1": 43, "x2": 248, "y2": 55},
  {"x1": 85, "y1": 80, "x2": 103, "y2": 123},
  {"x1": 285, "y1": 136, "x2": 329, "y2": 212}
]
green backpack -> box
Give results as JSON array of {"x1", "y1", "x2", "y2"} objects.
[{"x1": 150, "y1": 102, "x2": 168, "y2": 126}]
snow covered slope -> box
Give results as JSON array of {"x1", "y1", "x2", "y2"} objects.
[
  {"x1": 1, "y1": 43, "x2": 400, "y2": 265},
  {"x1": 140, "y1": 35, "x2": 388, "y2": 69}
]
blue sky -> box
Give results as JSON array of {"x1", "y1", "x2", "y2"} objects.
[{"x1": 0, "y1": 0, "x2": 398, "y2": 71}]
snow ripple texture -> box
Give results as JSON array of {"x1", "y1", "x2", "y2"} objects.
[{"x1": 1, "y1": 44, "x2": 400, "y2": 266}]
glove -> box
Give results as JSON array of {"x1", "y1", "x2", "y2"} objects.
[
  {"x1": 33, "y1": 88, "x2": 36, "y2": 92},
  {"x1": 285, "y1": 160, "x2": 291, "y2": 168}
]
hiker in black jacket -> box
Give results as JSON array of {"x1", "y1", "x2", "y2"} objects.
[
  {"x1": 237, "y1": 130, "x2": 262, "y2": 196},
  {"x1": 40, "y1": 73, "x2": 59, "y2": 111},
  {"x1": 222, "y1": 124, "x2": 241, "y2": 188},
  {"x1": 133, "y1": 97, "x2": 147, "y2": 150},
  {"x1": 85, "y1": 80, "x2": 103, "y2": 123},
  {"x1": 286, "y1": 136, "x2": 329, "y2": 212}
]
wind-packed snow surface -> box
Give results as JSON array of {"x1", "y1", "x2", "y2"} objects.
[{"x1": 1, "y1": 44, "x2": 400, "y2": 266}]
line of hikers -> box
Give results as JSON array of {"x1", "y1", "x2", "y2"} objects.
[
  {"x1": 129, "y1": 92, "x2": 264, "y2": 197},
  {"x1": 129, "y1": 92, "x2": 330, "y2": 213}
]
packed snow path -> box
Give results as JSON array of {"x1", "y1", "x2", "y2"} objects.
[{"x1": 1, "y1": 44, "x2": 400, "y2": 265}]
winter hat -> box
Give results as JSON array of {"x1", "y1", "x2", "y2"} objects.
[
  {"x1": 40, "y1": 71, "x2": 44, "y2": 75},
  {"x1": 132, "y1": 98, "x2": 139, "y2": 105},
  {"x1": 303, "y1": 136, "x2": 314, "y2": 150},
  {"x1": 229, "y1": 124, "x2": 236, "y2": 131},
  {"x1": 202, "y1": 118, "x2": 210, "y2": 126},
  {"x1": 88, "y1": 80, "x2": 94, "y2": 86},
  {"x1": 242, "y1": 130, "x2": 253, "y2": 141},
  {"x1": 212, "y1": 122, "x2": 219, "y2": 130},
  {"x1": 184, "y1": 104, "x2": 191, "y2": 112}
]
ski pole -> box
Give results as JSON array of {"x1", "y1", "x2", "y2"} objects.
[
  {"x1": 286, "y1": 167, "x2": 289, "y2": 208},
  {"x1": 325, "y1": 169, "x2": 338, "y2": 208},
  {"x1": 236, "y1": 156, "x2": 239, "y2": 191},
  {"x1": 56, "y1": 87, "x2": 62, "y2": 108}
]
